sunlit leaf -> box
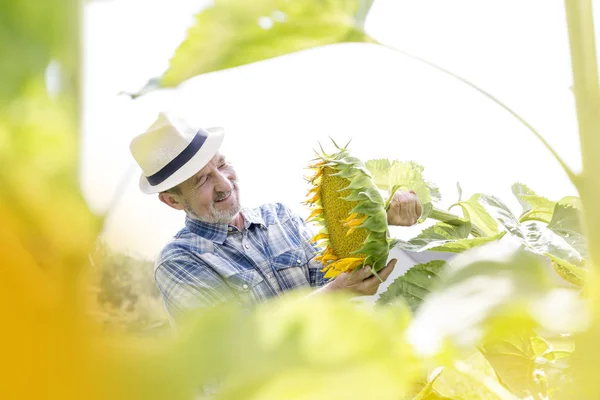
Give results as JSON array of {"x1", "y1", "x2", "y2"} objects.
[
  {"x1": 450, "y1": 193, "x2": 499, "y2": 237},
  {"x1": 220, "y1": 292, "x2": 420, "y2": 400},
  {"x1": 432, "y1": 352, "x2": 514, "y2": 400},
  {"x1": 406, "y1": 241, "x2": 585, "y2": 357},
  {"x1": 511, "y1": 183, "x2": 556, "y2": 223},
  {"x1": 480, "y1": 329, "x2": 551, "y2": 397},
  {"x1": 547, "y1": 196, "x2": 587, "y2": 259},
  {"x1": 393, "y1": 219, "x2": 504, "y2": 253},
  {"x1": 377, "y1": 260, "x2": 446, "y2": 310},
  {"x1": 478, "y1": 195, "x2": 586, "y2": 285},
  {"x1": 131, "y1": 0, "x2": 376, "y2": 97},
  {"x1": 365, "y1": 159, "x2": 439, "y2": 217}
]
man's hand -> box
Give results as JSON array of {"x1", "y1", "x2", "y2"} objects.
[
  {"x1": 387, "y1": 190, "x2": 422, "y2": 226},
  {"x1": 319, "y1": 259, "x2": 398, "y2": 297}
]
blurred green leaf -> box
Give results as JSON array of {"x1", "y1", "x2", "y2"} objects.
[
  {"x1": 406, "y1": 241, "x2": 583, "y2": 357},
  {"x1": 219, "y1": 293, "x2": 420, "y2": 400},
  {"x1": 450, "y1": 194, "x2": 500, "y2": 237},
  {"x1": 377, "y1": 260, "x2": 446, "y2": 310},
  {"x1": 480, "y1": 329, "x2": 551, "y2": 397},
  {"x1": 432, "y1": 352, "x2": 513, "y2": 400},
  {"x1": 132, "y1": 0, "x2": 376, "y2": 97}
]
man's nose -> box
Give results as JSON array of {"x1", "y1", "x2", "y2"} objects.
[{"x1": 213, "y1": 170, "x2": 233, "y2": 192}]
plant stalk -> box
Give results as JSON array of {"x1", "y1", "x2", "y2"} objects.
[
  {"x1": 429, "y1": 207, "x2": 486, "y2": 237},
  {"x1": 565, "y1": 0, "x2": 600, "y2": 275}
]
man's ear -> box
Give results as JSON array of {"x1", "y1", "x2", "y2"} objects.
[{"x1": 158, "y1": 192, "x2": 185, "y2": 211}]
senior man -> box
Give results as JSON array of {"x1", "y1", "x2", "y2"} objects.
[{"x1": 130, "y1": 112, "x2": 422, "y2": 321}]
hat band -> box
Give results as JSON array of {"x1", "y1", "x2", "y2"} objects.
[{"x1": 146, "y1": 130, "x2": 207, "y2": 187}]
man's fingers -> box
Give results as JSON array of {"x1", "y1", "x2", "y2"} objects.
[
  {"x1": 378, "y1": 258, "x2": 397, "y2": 281},
  {"x1": 346, "y1": 265, "x2": 372, "y2": 284},
  {"x1": 413, "y1": 194, "x2": 422, "y2": 223},
  {"x1": 361, "y1": 258, "x2": 398, "y2": 287}
]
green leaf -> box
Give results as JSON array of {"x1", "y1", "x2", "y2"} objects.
[
  {"x1": 393, "y1": 220, "x2": 504, "y2": 253},
  {"x1": 432, "y1": 352, "x2": 514, "y2": 400},
  {"x1": 406, "y1": 241, "x2": 585, "y2": 358},
  {"x1": 365, "y1": 159, "x2": 438, "y2": 206},
  {"x1": 480, "y1": 329, "x2": 551, "y2": 397},
  {"x1": 547, "y1": 196, "x2": 587, "y2": 259},
  {"x1": 341, "y1": 187, "x2": 384, "y2": 203},
  {"x1": 376, "y1": 260, "x2": 446, "y2": 310},
  {"x1": 364, "y1": 159, "x2": 392, "y2": 190},
  {"x1": 477, "y1": 195, "x2": 586, "y2": 284},
  {"x1": 511, "y1": 182, "x2": 538, "y2": 213},
  {"x1": 450, "y1": 194, "x2": 499, "y2": 237},
  {"x1": 131, "y1": 0, "x2": 375, "y2": 97},
  {"x1": 511, "y1": 183, "x2": 556, "y2": 223}
]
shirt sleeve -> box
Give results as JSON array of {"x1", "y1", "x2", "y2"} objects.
[{"x1": 154, "y1": 254, "x2": 238, "y2": 322}]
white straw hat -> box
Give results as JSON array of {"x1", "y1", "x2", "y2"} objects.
[{"x1": 130, "y1": 112, "x2": 224, "y2": 194}]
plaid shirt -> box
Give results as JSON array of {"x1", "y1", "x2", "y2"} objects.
[{"x1": 155, "y1": 203, "x2": 328, "y2": 321}]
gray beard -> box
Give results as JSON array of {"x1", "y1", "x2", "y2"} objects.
[{"x1": 186, "y1": 186, "x2": 241, "y2": 225}]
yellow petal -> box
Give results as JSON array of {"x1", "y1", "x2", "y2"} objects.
[
  {"x1": 344, "y1": 215, "x2": 368, "y2": 227},
  {"x1": 341, "y1": 213, "x2": 358, "y2": 224},
  {"x1": 329, "y1": 257, "x2": 365, "y2": 273},
  {"x1": 306, "y1": 208, "x2": 323, "y2": 222},
  {"x1": 311, "y1": 232, "x2": 329, "y2": 243}
]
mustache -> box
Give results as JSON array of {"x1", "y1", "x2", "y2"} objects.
[{"x1": 213, "y1": 181, "x2": 239, "y2": 202}]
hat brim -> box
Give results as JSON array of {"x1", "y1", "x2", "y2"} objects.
[{"x1": 138, "y1": 127, "x2": 225, "y2": 194}]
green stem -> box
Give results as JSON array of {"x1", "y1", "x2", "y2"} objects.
[
  {"x1": 565, "y1": 0, "x2": 600, "y2": 257},
  {"x1": 429, "y1": 207, "x2": 486, "y2": 237},
  {"x1": 384, "y1": 185, "x2": 401, "y2": 210},
  {"x1": 377, "y1": 42, "x2": 578, "y2": 184}
]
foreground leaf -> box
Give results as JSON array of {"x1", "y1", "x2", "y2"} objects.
[
  {"x1": 406, "y1": 241, "x2": 585, "y2": 357},
  {"x1": 480, "y1": 330, "x2": 551, "y2": 397},
  {"x1": 132, "y1": 0, "x2": 375, "y2": 97},
  {"x1": 511, "y1": 183, "x2": 556, "y2": 223}
]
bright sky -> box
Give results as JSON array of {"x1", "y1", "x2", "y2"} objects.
[{"x1": 83, "y1": 0, "x2": 586, "y2": 263}]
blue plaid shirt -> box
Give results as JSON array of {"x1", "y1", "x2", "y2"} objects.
[{"x1": 155, "y1": 203, "x2": 328, "y2": 321}]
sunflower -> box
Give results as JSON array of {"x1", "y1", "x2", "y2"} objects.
[{"x1": 304, "y1": 141, "x2": 390, "y2": 279}]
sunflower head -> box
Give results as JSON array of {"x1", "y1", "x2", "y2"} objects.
[{"x1": 305, "y1": 140, "x2": 390, "y2": 279}]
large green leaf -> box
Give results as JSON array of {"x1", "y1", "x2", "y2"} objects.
[
  {"x1": 365, "y1": 159, "x2": 440, "y2": 209},
  {"x1": 131, "y1": 0, "x2": 375, "y2": 97},
  {"x1": 393, "y1": 220, "x2": 505, "y2": 253},
  {"x1": 477, "y1": 195, "x2": 586, "y2": 285},
  {"x1": 431, "y1": 352, "x2": 514, "y2": 400},
  {"x1": 377, "y1": 260, "x2": 446, "y2": 310},
  {"x1": 511, "y1": 183, "x2": 556, "y2": 223},
  {"x1": 450, "y1": 194, "x2": 499, "y2": 237},
  {"x1": 406, "y1": 241, "x2": 585, "y2": 358},
  {"x1": 547, "y1": 196, "x2": 586, "y2": 259},
  {"x1": 480, "y1": 330, "x2": 552, "y2": 398}
]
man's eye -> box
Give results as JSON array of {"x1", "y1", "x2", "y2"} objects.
[
  {"x1": 219, "y1": 163, "x2": 227, "y2": 169},
  {"x1": 198, "y1": 177, "x2": 208, "y2": 186}
]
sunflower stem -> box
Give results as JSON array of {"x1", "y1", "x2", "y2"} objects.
[
  {"x1": 429, "y1": 207, "x2": 486, "y2": 238},
  {"x1": 384, "y1": 185, "x2": 401, "y2": 210}
]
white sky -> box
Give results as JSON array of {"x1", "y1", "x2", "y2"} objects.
[{"x1": 82, "y1": 0, "x2": 588, "y2": 262}]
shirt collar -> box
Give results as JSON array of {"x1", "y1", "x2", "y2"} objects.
[{"x1": 185, "y1": 208, "x2": 266, "y2": 244}]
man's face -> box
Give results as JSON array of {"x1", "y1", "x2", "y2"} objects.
[{"x1": 161, "y1": 153, "x2": 241, "y2": 224}]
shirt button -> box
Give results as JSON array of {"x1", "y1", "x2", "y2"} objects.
[
  {"x1": 244, "y1": 244, "x2": 250, "y2": 249},
  {"x1": 297, "y1": 259, "x2": 302, "y2": 264},
  {"x1": 228, "y1": 227, "x2": 232, "y2": 232},
  {"x1": 242, "y1": 284, "x2": 249, "y2": 290}
]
